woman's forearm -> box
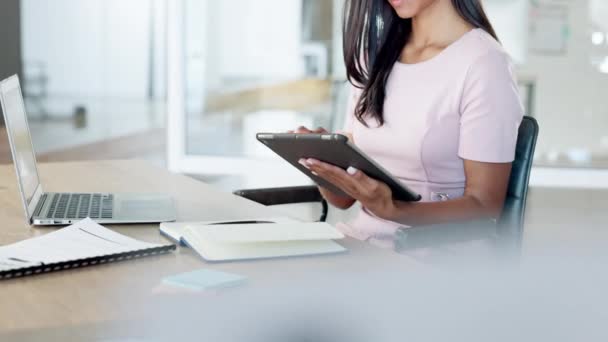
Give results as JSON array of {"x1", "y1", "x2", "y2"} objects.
[
  {"x1": 319, "y1": 186, "x2": 356, "y2": 210},
  {"x1": 386, "y1": 195, "x2": 500, "y2": 227}
]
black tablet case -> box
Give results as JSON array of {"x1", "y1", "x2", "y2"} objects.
[{"x1": 257, "y1": 133, "x2": 421, "y2": 202}]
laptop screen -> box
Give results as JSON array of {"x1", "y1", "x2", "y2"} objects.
[{"x1": 1, "y1": 77, "x2": 41, "y2": 207}]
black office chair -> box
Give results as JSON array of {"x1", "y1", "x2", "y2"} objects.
[
  {"x1": 498, "y1": 116, "x2": 539, "y2": 238},
  {"x1": 234, "y1": 116, "x2": 539, "y2": 236}
]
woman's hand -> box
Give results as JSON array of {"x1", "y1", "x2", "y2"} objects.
[
  {"x1": 288, "y1": 126, "x2": 357, "y2": 209},
  {"x1": 287, "y1": 126, "x2": 354, "y2": 141},
  {"x1": 287, "y1": 126, "x2": 328, "y2": 134},
  {"x1": 300, "y1": 158, "x2": 398, "y2": 220}
]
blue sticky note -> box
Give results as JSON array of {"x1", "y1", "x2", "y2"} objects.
[{"x1": 162, "y1": 269, "x2": 247, "y2": 291}]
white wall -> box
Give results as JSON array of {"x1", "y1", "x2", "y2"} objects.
[
  {"x1": 519, "y1": 0, "x2": 608, "y2": 156},
  {"x1": 219, "y1": 0, "x2": 303, "y2": 81},
  {"x1": 182, "y1": 0, "x2": 305, "y2": 113},
  {"x1": 183, "y1": 0, "x2": 303, "y2": 105},
  {"x1": 152, "y1": 0, "x2": 167, "y2": 99},
  {"x1": 21, "y1": 0, "x2": 156, "y2": 99},
  {"x1": 184, "y1": 0, "x2": 207, "y2": 104},
  {"x1": 484, "y1": 0, "x2": 529, "y2": 64},
  {"x1": 199, "y1": 0, "x2": 303, "y2": 85},
  {"x1": 589, "y1": 0, "x2": 608, "y2": 31},
  {"x1": 332, "y1": 0, "x2": 346, "y2": 79}
]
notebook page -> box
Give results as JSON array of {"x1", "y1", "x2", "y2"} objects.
[
  {"x1": 0, "y1": 257, "x2": 41, "y2": 271},
  {"x1": 186, "y1": 222, "x2": 345, "y2": 243},
  {"x1": 0, "y1": 218, "x2": 162, "y2": 265},
  {"x1": 160, "y1": 216, "x2": 299, "y2": 243}
]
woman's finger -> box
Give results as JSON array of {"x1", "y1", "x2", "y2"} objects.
[
  {"x1": 317, "y1": 163, "x2": 383, "y2": 200},
  {"x1": 295, "y1": 126, "x2": 313, "y2": 134},
  {"x1": 306, "y1": 161, "x2": 348, "y2": 187},
  {"x1": 347, "y1": 167, "x2": 378, "y2": 191},
  {"x1": 308, "y1": 160, "x2": 365, "y2": 197},
  {"x1": 318, "y1": 172, "x2": 360, "y2": 199},
  {"x1": 291, "y1": 126, "x2": 328, "y2": 134}
]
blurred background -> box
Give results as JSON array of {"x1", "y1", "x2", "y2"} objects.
[{"x1": 1, "y1": 0, "x2": 608, "y2": 192}]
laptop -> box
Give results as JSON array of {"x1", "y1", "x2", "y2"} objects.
[{"x1": 0, "y1": 75, "x2": 177, "y2": 226}]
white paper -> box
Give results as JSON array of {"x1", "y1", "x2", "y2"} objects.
[
  {"x1": 0, "y1": 218, "x2": 162, "y2": 266},
  {"x1": 0, "y1": 258, "x2": 41, "y2": 272},
  {"x1": 186, "y1": 222, "x2": 345, "y2": 243}
]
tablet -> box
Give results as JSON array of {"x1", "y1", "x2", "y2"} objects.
[{"x1": 257, "y1": 133, "x2": 421, "y2": 202}]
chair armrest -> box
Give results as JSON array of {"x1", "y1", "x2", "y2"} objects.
[{"x1": 233, "y1": 186, "x2": 323, "y2": 206}]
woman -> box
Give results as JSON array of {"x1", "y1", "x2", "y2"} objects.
[{"x1": 296, "y1": 0, "x2": 523, "y2": 244}]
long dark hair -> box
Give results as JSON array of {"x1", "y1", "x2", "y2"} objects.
[{"x1": 343, "y1": 0, "x2": 498, "y2": 126}]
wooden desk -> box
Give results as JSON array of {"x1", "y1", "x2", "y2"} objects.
[{"x1": 0, "y1": 160, "x2": 417, "y2": 336}]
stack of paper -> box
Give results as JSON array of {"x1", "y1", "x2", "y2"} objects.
[{"x1": 0, "y1": 218, "x2": 170, "y2": 273}]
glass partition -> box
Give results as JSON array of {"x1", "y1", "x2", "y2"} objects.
[
  {"x1": 168, "y1": 0, "x2": 344, "y2": 188},
  {"x1": 20, "y1": 0, "x2": 166, "y2": 159}
]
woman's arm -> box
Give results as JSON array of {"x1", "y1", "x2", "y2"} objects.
[
  {"x1": 303, "y1": 158, "x2": 511, "y2": 226},
  {"x1": 387, "y1": 160, "x2": 511, "y2": 226}
]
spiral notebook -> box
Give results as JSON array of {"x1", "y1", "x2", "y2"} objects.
[{"x1": 0, "y1": 218, "x2": 175, "y2": 280}]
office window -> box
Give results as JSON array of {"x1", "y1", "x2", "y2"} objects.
[
  {"x1": 510, "y1": 0, "x2": 608, "y2": 168},
  {"x1": 18, "y1": 0, "x2": 167, "y2": 164},
  {"x1": 183, "y1": 0, "x2": 339, "y2": 161}
]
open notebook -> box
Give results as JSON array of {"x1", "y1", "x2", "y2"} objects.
[
  {"x1": 0, "y1": 218, "x2": 175, "y2": 280},
  {"x1": 180, "y1": 222, "x2": 347, "y2": 262},
  {"x1": 160, "y1": 217, "x2": 299, "y2": 244}
]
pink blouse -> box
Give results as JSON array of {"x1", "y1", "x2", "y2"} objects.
[{"x1": 339, "y1": 28, "x2": 524, "y2": 243}]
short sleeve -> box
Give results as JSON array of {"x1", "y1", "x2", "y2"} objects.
[
  {"x1": 343, "y1": 84, "x2": 362, "y2": 133},
  {"x1": 458, "y1": 50, "x2": 524, "y2": 163}
]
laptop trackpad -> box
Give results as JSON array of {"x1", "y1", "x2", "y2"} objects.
[{"x1": 114, "y1": 195, "x2": 175, "y2": 220}]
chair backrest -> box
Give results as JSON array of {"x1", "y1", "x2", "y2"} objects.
[{"x1": 498, "y1": 116, "x2": 539, "y2": 236}]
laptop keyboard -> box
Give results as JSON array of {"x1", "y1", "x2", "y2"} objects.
[{"x1": 45, "y1": 193, "x2": 114, "y2": 220}]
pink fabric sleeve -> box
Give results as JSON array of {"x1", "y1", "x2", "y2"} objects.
[
  {"x1": 458, "y1": 50, "x2": 524, "y2": 163},
  {"x1": 343, "y1": 84, "x2": 362, "y2": 132}
]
